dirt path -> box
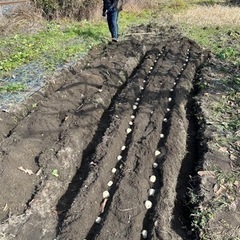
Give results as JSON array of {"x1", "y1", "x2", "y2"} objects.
[{"x1": 0, "y1": 27, "x2": 210, "y2": 239}]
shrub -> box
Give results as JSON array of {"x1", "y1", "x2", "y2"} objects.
[{"x1": 33, "y1": 0, "x2": 102, "y2": 20}]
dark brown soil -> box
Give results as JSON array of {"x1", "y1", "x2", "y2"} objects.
[{"x1": 0, "y1": 25, "x2": 238, "y2": 240}]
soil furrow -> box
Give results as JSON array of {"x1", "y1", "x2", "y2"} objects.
[
  {"x1": 96, "y1": 40, "x2": 193, "y2": 240},
  {"x1": 84, "y1": 49, "x2": 168, "y2": 240},
  {"x1": 0, "y1": 28, "x2": 217, "y2": 240},
  {"x1": 0, "y1": 39, "x2": 146, "y2": 239},
  {"x1": 141, "y1": 59, "x2": 191, "y2": 240},
  {"x1": 55, "y1": 50, "x2": 154, "y2": 232},
  {"x1": 57, "y1": 49, "x2": 163, "y2": 239},
  {"x1": 57, "y1": 39, "x2": 196, "y2": 240},
  {"x1": 146, "y1": 45, "x2": 208, "y2": 240}
]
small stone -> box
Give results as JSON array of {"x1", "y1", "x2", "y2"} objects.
[
  {"x1": 126, "y1": 128, "x2": 132, "y2": 134},
  {"x1": 129, "y1": 121, "x2": 133, "y2": 125},
  {"x1": 136, "y1": 98, "x2": 140, "y2": 101},
  {"x1": 131, "y1": 115, "x2": 135, "y2": 119},
  {"x1": 103, "y1": 190, "x2": 110, "y2": 199},
  {"x1": 121, "y1": 146, "x2": 126, "y2": 150},
  {"x1": 150, "y1": 66, "x2": 153, "y2": 70},
  {"x1": 163, "y1": 118, "x2": 167, "y2": 122},
  {"x1": 141, "y1": 230, "x2": 148, "y2": 239},
  {"x1": 174, "y1": 82, "x2": 176, "y2": 85},
  {"x1": 170, "y1": 89, "x2": 174, "y2": 92},
  {"x1": 140, "y1": 86, "x2": 144, "y2": 90},
  {"x1": 167, "y1": 108, "x2": 170, "y2": 112},
  {"x1": 145, "y1": 200, "x2": 152, "y2": 209},
  {"x1": 95, "y1": 216, "x2": 102, "y2": 223},
  {"x1": 153, "y1": 162, "x2": 158, "y2": 168},
  {"x1": 150, "y1": 175, "x2": 156, "y2": 183},
  {"x1": 135, "y1": 102, "x2": 139, "y2": 105},
  {"x1": 155, "y1": 150, "x2": 161, "y2": 156},
  {"x1": 117, "y1": 155, "x2": 122, "y2": 161},
  {"x1": 107, "y1": 181, "x2": 113, "y2": 187},
  {"x1": 148, "y1": 189, "x2": 155, "y2": 196},
  {"x1": 133, "y1": 105, "x2": 137, "y2": 110},
  {"x1": 111, "y1": 168, "x2": 117, "y2": 173},
  {"x1": 160, "y1": 134, "x2": 164, "y2": 138},
  {"x1": 168, "y1": 98, "x2": 172, "y2": 102}
]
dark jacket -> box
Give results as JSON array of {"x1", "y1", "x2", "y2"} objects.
[{"x1": 103, "y1": 0, "x2": 121, "y2": 14}]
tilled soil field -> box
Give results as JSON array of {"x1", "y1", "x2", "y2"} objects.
[{"x1": 0, "y1": 26, "x2": 238, "y2": 240}]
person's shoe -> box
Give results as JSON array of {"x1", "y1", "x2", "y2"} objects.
[{"x1": 112, "y1": 38, "x2": 118, "y2": 42}]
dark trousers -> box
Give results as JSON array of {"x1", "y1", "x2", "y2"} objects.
[{"x1": 107, "y1": 9, "x2": 119, "y2": 39}]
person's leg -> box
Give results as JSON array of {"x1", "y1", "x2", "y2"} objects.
[
  {"x1": 107, "y1": 10, "x2": 119, "y2": 40},
  {"x1": 107, "y1": 12, "x2": 114, "y2": 38},
  {"x1": 111, "y1": 10, "x2": 119, "y2": 39}
]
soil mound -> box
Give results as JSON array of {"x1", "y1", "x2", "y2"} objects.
[{"x1": 1, "y1": 25, "x2": 237, "y2": 240}]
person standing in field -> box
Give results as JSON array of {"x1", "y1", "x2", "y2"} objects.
[{"x1": 102, "y1": 0, "x2": 124, "y2": 42}]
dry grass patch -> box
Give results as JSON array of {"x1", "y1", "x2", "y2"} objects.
[
  {"x1": 123, "y1": 0, "x2": 188, "y2": 12},
  {"x1": 123, "y1": 0, "x2": 159, "y2": 12},
  {"x1": 172, "y1": 4, "x2": 240, "y2": 27},
  {"x1": 0, "y1": 3, "x2": 43, "y2": 35}
]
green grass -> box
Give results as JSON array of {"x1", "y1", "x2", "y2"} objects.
[
  {"x1": 0, "y1": 10, "x2": 153, "y2": 79},
  {"x1": 183, "y1": 26, "x2": 240, "y2": 63},
  {"x1": 120, "y1": 10, "x2": 153, "y2": 28},
  {"x1": 191, "y1": 208, "x2": 214, "y2": 233},
  {"x1": 189, "y1": 167, "x2": 240, "y2": 239},
  {"x1": 182, "y1": 23, "x2": 240, "y2": 150},
  {"x1": 1, "y1": 1, "x2": 239, "y2": 79},
  {"x1": 0, "y1": 83, "x2": 26, "y2": 93},
  {"x1": 209, "y1": 75, "x2": 239, "y2": 142},
  {"x1": 0, "y1": 21, "x2": 109, "y2": 77},
  {"x1": 0, "y1": 10, "x2": 153, "y2": 97},
  {"x1": 172, "y1": 3, "x2": 240, "y2": 238},
  {"x1": 185, "y1": 22, "x2": 240, "y2": 146}
]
